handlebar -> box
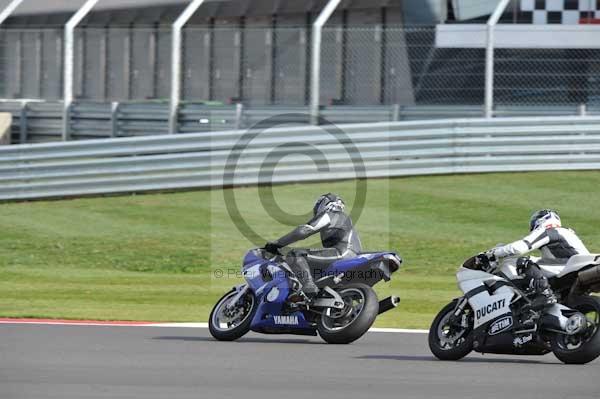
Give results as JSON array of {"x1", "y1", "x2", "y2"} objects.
[
  {"x1": 260, "y1": 246, "x2": 288, "y2": 259},
  {"x1": 462, "y1": 253, "x2": 496, "y2": 272}
]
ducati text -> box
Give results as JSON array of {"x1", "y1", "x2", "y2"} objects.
[{"x1": 476, "y1": 299, "x2": 506, "y2": 319}]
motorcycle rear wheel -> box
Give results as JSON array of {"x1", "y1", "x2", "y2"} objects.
[
  {"x1": 551, "y1": 295, "x2": 600, "y2": 364},
  {"x1": 317, "y1": 283, "x2": 378, "y2": 344},
  {"x1": 209, "y1": 289, "x2": 256, "y2": 341},
  {"x1": 429, "y1": 299, "x2": 474, "y2": 361}
]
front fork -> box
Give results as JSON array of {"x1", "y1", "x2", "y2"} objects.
[
  {"x1": 450, "y1": 297, "x2": 470, "y2": 328},
  {"x1": 225, "y1": 284, "x2": 250, "y2": 311}
]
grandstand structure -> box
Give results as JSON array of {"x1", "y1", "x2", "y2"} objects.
[
  {"x1": 0, "y1": 0, "x2": 598, "y2": 142},
  {"x1": 0, "y1": 0, "x2": 439, "y2": 105}
]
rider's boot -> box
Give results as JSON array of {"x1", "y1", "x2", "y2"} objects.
[
  {"x1": 529, "y1": 287, "x2": 558, "y2": 311},
  {"x1": 515, "y1": 283, "x2": 558, "y2": 332},
  {"x1": 297, "y1": 276, "x2": 319, "y2": 301},
  {"x1": 518, "y1": 260, "x2": 557, "y2": 310},
  {"x1": 528, "y1": 273, "x2": 557, "y2": 309},
  {"x1": 287, "y1": 256, "x2": 319, "y2": 301},
  {"x1": 514, "y1": 311, "x2": 537, "y2": 332}
]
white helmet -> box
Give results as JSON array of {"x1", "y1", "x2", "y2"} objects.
[{"x1": 529, "y1": 209, "x2": 561, "y2": 232}]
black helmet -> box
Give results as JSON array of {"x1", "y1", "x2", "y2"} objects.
[
  {"x1": 313, "y1": 193, "x2": 344, "y2": 216},
  {"x1": 529, "y1": 209, "x2": 561, "y2": 232}
]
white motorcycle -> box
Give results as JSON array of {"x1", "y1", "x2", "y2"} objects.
[{"x1": 429, "y1": 252, "x2": 600, "y2": 364}]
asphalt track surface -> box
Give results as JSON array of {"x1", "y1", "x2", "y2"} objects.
[{"x1": 2, "y1": 324, "x2": 599, "y2": 399}]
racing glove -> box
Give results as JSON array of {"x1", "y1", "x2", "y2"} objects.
[
  {"x1": 475, "y1": 251, "x2": 497, "y2": 273},
  {"x1": 265, "y1": 242, "x2": 282, "y2": 255},
  {"x1": 516, "y1": 256, "x2": 534, "y2": 275}
]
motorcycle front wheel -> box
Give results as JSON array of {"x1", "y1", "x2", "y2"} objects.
[
  {"x1": 551, "y1": 295, "x2": 600, "y2": 364},
  {"x1": 317, "y1": 283, "x2": 378, "y2": 344},
  {"x1": 429, "y1": 299, "x2": 474, "y2": 361},
  {"x1": 209, "y1": 288, "x2": 257, "y2": 341}
]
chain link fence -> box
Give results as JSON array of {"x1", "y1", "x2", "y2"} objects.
[
  {"x1": 407, "y1": 27, "x2": 485, "y2": 106},
  {"x1": 0, "y1": 25, "x2": 598, "y2": 111},
  {"x1": 495, "y1": 28, "x2": 600, "y2": 107}
]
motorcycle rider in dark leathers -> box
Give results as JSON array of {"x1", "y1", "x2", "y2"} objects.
[
  {"x1": 265, "y1": 193, "x2": 362, "y2": 298},
  {"x1": 480, "y1": 209, "x2": 590, "y2": 326}
]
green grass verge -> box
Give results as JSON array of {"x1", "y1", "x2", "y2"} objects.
[{"x1": 1, "y1": 171, "x2": 600, "y2": 329}]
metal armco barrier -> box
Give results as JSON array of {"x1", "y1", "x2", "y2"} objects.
[
  {"x1": 2, "y1": 116, "x2": 600, "y2": 201},
  {"x1": 2, "y1": 101, "x2": 600, "y2": 144}
]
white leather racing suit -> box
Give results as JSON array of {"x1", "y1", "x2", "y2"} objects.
[
  {"x1": 491, "y1": 226, "x2": 589, "y2": 263},
  {"x1": 490, "y1": 226, "x2": 590, "y2": 301}
]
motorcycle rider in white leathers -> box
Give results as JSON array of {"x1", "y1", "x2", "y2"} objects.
[{"x1": 482, "y1": 209, "x2": 590, "y2": 315}]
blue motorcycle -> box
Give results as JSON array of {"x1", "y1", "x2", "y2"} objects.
[{"x1": 209, "y1": 247, "x2": 402, "y2": 344}]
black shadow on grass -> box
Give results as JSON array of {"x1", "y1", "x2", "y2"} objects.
[
  {"x1": 153, "y1": 336, "x2": 322, "y2": 345},
  {"x1": 357, "y1": 354, "x2": 558, "y2": 365}
]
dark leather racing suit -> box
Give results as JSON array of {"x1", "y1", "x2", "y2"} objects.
[{"x1": 273, "y1": 208, "x2": 362, "y2": 294}]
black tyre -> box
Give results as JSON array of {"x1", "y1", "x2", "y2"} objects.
[
  {"x1": 429, "y1": 299, "x2": 474, "y2": 361},
  {"x1": 551, "y1": 295, "x2": 600, "y2": 365},
  {"x1": 317, "y1": 283, "x2": 378, "y2": 344},
  {"x1": 209, "y1": 288, "x2": 257, "y2": 341}
]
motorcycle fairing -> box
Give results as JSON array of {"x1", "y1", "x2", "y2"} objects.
[
  {"x1": 250, "y1": 308, "x2": 315, "y2": 335},
  {"x1": 467, "y1": 294, "x2": 551, "y2": 356},
  {"x1": 555, "y1": 254, "x2": 600, "y2": 278},
  {"x1": 473, "y1": 321, "x2": 550, "y2": 356},
  {"x1": 325, "y1": 252, "x2": 402, "y2": 285},
  {"x1": 240, "y1": 250, "x2": 315, "y2": 334},
  {"x1": 470, "y1": 309, "x2": 551, "y2": 356},
  {"x1": 457, "y1": 265, "x2": 581, "y2": 355},
  {"x1": 247, "y1": 272, "x2": 315, "y2": 334},
  {"x1": 457, "y1": 267, "x2": 514, "y2": 329}
]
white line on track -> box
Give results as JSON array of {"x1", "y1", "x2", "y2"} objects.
[
  {"x1": 0, "y1": 319, "x2": 428, "y2": 333},
  {"x1": 369, "y1": 327, "x2": 429, "y2": 334},
  {"x1": 147, "y1": 322, "x2": 209, "y2": 328}
]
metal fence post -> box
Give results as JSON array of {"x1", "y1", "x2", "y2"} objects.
[
  {"x1": 484, "y1": 0, "x2": 510, "y2": 119},
  {"x1": 63, "y1": 102, "x2": 72, "y2": 140},
  {"x1": 35, "y1": 31, "x2": 43, "y2": 98},
  {"x1": 110, "y1": 101, "x2": 120, "y2": 137},
  {"x1": 123, "y1": 27, "x2": 132, "y2": 100},
  {"x1": 235, "y1": 102, "x2": 244, "y2": 130},
  {"x1": 0, "y1": 0, "x2": 23, "y2": 25},
  {"x1": 310, "y1": 0, "x2": 342, "y2": 125},
  {"x1": 392, "y1": 104, "x2": 401, "y2": 122},
  {"x1": 99, "y1": 27, "x2": 108, "y2": 101},
  {"x1": 15, "y1": 31, "x2": 23, "y2": 98},
  {"x1": 169, "y1": 0, "x2": 206, "y2": 135},
  {"x1": 19, "y1": 100, "x2": 28, "y2": 144},
  {"x1": 63, "y1": 0, "x2": 99, "y2": 141}
]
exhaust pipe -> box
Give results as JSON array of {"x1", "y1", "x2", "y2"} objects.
[
  {"x1": 578, "y1": 265, "x2": 600, "y2": 285},
  {"x1": 378, "y1": 296, "x2": 401, "y2": 315},
  {"x1": 571, "y1": 265, "x2": 600, "y2": 296}
]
